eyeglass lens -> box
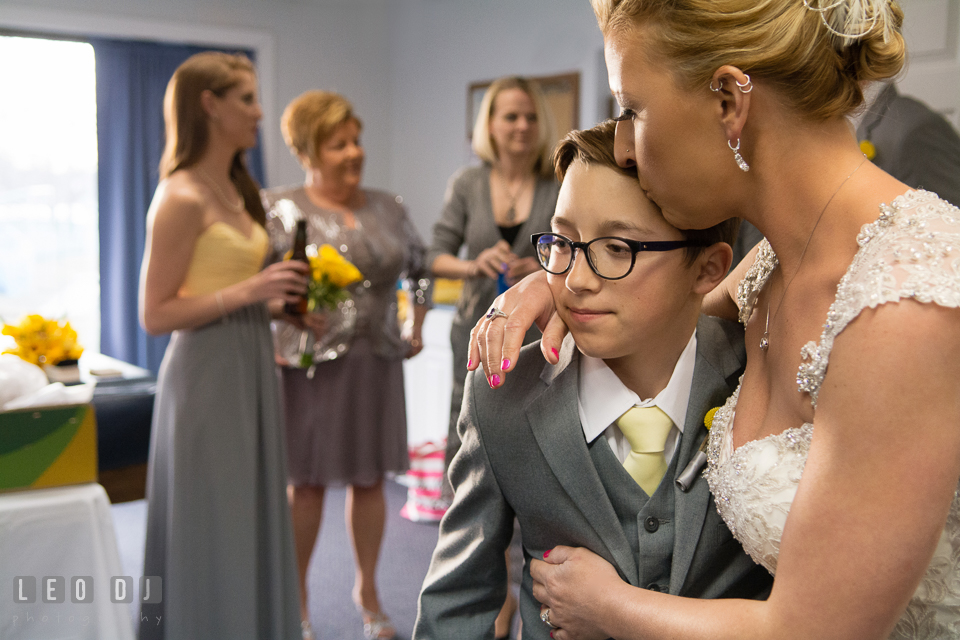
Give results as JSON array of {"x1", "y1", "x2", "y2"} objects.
[{"x1": 535, "y1": 234, "x2": 635, "y2": 279}]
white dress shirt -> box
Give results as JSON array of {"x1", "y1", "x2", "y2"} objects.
[{"x1": 577, "y1": 330, "x2": 697, "y2": 466}]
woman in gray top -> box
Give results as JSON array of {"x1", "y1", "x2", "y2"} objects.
[
  {"x1": 264, "y1": 91, "x2": 430, "y2": 640},
  {"x1": 427, "y1": 75, "x2": 559, "y2": 638}
]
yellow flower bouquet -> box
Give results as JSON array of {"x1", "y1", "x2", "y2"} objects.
[
  {"x1": 2, "y1": 315, "x2": 84, "y2": 366},
  {"x1": 292, "y1": 244, "x2": 363, "y2": 370},
  {"x1": 307, "y1": 244, "x2": 363, "y2": 311}
]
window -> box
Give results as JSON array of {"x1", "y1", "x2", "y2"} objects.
[{"x1": 0, "y1": 35, "x2": 100, "y2": 354}]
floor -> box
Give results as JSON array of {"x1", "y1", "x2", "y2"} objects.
[{"x1": 110, "y1": 480, "x2": 442, "y2": 640}]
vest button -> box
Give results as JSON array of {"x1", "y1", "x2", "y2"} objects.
[
  {"x1": 647, "y1": 583, "x2": 661, "y2": 592},
  {"x1": 644, "y1": 516, "x2": 659, "y2": 533}
]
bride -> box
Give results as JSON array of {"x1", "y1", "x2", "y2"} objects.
[{"x1": 469, "y1": 1, "x2": 960, "y2": 638}]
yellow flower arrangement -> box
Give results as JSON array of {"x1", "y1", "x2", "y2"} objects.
[
  {"x1": 2, "y1": 315, "x2": 84, "y2": 366},
  {"x1": 306, "y1": 244, "x2": 363, "y2": 311}
]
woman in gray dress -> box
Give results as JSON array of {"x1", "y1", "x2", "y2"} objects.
[
  {"x1": 263, "y1": 90, "x2": 431, "y2": 640},
  {"x1": 429, "y1": 77, "x2": 559, "y2": 469},
  {"x1": 428, "y1": 76, "x2": 559, "y2": 638},
  {"x1": 138, "y1": 52, "x2": 307, "y2": 640}
]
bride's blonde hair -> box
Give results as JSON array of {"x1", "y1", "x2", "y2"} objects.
[{"x1": 591, "y1": 0, "x2": 906, "y2": 120}]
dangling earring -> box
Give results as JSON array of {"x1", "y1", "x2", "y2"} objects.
[{"x1": 728, "y1": 139, "x2": 750, "y2": 172}]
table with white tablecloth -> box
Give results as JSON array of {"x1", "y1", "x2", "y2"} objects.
[{"x1": 0, "y1": 483, "x2": 135, "y2": 640}]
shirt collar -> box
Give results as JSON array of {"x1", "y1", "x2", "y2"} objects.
[{"x1": 577, "y1": 330, "x2": 698, "y2": 443}]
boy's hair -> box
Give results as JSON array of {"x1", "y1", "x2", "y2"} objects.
[{"x1": 553, "y1": 119, "x2": 739, "y2": 262}]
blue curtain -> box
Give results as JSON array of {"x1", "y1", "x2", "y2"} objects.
[{"x1": 91, "y1": 38, "x2": 263, "y2": 372}]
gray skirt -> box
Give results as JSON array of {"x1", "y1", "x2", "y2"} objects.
[
  {"x1": 281, "y1": 337, "x2": 409, "y2": 487},
  {"x1": 140, "y1": 304, "x2": 300, "y2": 640}
]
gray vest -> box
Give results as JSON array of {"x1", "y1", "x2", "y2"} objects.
[{"x1": 588, "y1": 436, "x2": 680, "y2": 593}]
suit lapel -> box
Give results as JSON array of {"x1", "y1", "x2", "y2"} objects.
[
  {"x1": 669, "y1": 317, "x2": 741, "y2": 593},
  {"x1": 525, "y1": 338, "x2": 640, "y2": 586}
]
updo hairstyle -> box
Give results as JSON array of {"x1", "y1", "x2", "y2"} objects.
[
  {"x1": 281, "y1": 90, "x2": 362, "y2": 165},
  {"x1": 591, "y1": 0, "x2": 906, "y2": 120}
]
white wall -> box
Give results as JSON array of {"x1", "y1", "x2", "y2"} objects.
[
  {"x1": 898, "y1": 0, "x2": 960, "y2": 127},
  {"x1": 383, "y1": 0, "x2": 604, "y2": 237}
]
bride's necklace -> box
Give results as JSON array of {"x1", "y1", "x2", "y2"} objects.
[
  {"x1": 198, "y1": 167, "x2": 245, "y2": 213},
  {"x1": 759, "y1": 156, "x2": 867, "y2": 351},
  {"x1": 495, "y1": 166, "x2": 531, "y2": 224}
]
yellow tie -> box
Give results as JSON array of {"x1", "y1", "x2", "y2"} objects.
[{"x1": 616, "y1": 406, "x2": 674, "y2": 495}]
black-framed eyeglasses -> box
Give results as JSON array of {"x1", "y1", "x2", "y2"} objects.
[{"x1": 531, "y1": 232, "x2": 707, "y2": 280}]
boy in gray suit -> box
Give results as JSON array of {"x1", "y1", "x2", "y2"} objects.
[{"x1": 414, "y1": 121, "x2": 771, "y2": 639}]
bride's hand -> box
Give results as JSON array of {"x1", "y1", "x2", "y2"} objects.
[
  {"x1": 531, "y1": 546, "x2": 623, "y2": 640},
  {"x1": 467, "y1": 271, "x2": 568, "y2": 388}
]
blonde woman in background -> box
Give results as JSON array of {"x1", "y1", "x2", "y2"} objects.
[
  {"x1": 427, "y1": 76, "x2": 559, "y2": 638},
  {"x1": 471, "y1": 1, "x2": 960, "y2": 638},
  {"x1": 263, "y1": 90, "x2": 431, "y2": 640},
  {"x1": 138, "y1": 52, "x2": 306, "y2": 640}
]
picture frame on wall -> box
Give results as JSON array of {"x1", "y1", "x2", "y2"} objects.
[{"x1": 467, "y1": 72, "x2": 580, "y2": 143}]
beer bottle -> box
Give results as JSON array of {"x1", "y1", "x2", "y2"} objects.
[{"x1": 284, "y1": 219, "x2": 309, "y2": 315}]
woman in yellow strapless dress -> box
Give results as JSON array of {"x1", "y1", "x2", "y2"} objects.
[{"x1": 137, "y1": 52, "x2": 309, "y2": 640}]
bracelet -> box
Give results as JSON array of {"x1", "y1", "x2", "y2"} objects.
[{"x1": 215, "y1": 290, "x2": 227, "y2": 317}]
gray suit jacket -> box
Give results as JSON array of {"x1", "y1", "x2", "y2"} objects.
[
  {"x1": 415, "y1": 316, "x2": 771, "y2": 639},
  {"x1": 857, "y1": 83, "x2": 960, "y2": 208}
]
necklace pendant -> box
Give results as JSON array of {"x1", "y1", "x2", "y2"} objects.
[{"x1": 759, "y1": 332, "x2": 769, "y2": 351}]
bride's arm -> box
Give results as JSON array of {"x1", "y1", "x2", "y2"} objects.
[
  {"x1": 466, "y1": 270, "x2": 567, "y2": 384},
  {"x1": 534, "y1": 300, "x2": 960, "y2": 640}
]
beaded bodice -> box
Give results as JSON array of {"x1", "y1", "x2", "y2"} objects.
[{"x1": 706, "y1": 190, "x2": 960, "y2": 639}]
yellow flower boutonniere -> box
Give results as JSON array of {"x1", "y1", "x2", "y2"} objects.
[
  {"x1": 704, "y1": 406, "x2": 721, "y2": 431},
  {"x1": 859, "y1": 139, "x2": 876, "y2": 161},
  {"x1": 677, "y1": 405, "x2": 723, "y2": 492}
]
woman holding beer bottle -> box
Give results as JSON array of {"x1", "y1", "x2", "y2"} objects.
[
  {"x1": 138, "y1": 52, "x2": 306, "y2": 640},
  {"x1": 262, "y1": 90, "x2": 431, "y2": 640}
]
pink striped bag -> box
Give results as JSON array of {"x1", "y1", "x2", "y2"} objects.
[{"x1": 400, "y1": 440, "x2": 450, "y2": 522}]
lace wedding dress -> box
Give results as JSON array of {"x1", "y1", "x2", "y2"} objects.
[{"x1": 705, "y1": 190, "x2": 960, "y2": 639}]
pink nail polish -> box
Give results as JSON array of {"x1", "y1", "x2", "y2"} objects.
[
  {"x1": 550, "y1": 632, "x2": 554, "y2": 639},
  {"x1": 491, "y1": 374, "x2": 501, "y2": 387},
  {"x1": 543, "y1": 549, "x2": 551, "y2": 559},
  {"x1": 501, "y1": 358, "x2": 511, "y2": 370},
  {"x1": 467, "y1": 358, "x2": 473, "y2": 368},
  {"x1": 551, "y1": 347, "x2": 559, "y2": 359}
]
